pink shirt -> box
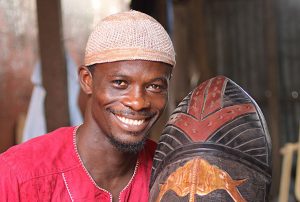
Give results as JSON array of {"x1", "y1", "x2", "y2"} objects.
[{"x1": 0, "y1": 127, "x2": 157, "y2": 201}]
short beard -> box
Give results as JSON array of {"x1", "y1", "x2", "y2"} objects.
[{"x1": 108, "y1": 135, "x2": 147, "y2": 154}]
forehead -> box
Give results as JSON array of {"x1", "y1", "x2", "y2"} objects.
[{"x1": 93, "y1": 60, "x2": 172, "y2": 78}]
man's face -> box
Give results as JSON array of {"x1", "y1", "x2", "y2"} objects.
[{"x1": 89, "y1": 60, "x2": 172, "y2": 152}]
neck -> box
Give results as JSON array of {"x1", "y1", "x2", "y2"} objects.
[{"x1": 74, "y1": 124, "x2": 138, "y2": 192}]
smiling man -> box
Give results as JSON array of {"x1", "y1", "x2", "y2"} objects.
[{"x1": 0, "y1": 10, "x2": 175, "y2": 201}]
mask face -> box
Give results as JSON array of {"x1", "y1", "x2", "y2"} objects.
[{"x1": 150, "y1": 76, "x2": 272, "y2": 202}]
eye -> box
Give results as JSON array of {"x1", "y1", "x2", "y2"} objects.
[
  {"x1": 147, "y1": 84, "x2": 166, "y2": 93},
  {"x1": 112, "y1": 80, "x2": 128, "y2": 89}
]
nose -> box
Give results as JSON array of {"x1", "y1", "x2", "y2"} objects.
[{"x1": 122, "y1": 87, "x2": 150, "y2": 111}]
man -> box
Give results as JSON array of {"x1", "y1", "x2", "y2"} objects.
[{"x1": 0, "y1": 10, "x2": 175, "y2": 201}]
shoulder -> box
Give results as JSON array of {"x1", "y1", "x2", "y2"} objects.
[
  {"x1": 138, "y1": 139, "x2": 157, "y2": 167},
  {"x1": 0, "y1": 127, "x2": 74, "y2": 161},
  {"x1": 144, "y1": 138, "x2": 157, "y2": 156},
  {"x1": 0, "y1": 127, "x2": 77, "y2": 182},
  {"x1": 0, "y1": 158, "x2": 20, "y2": 200},
  {"x1": 133, "y1": 139, "x2": 157, "y2": 189}
]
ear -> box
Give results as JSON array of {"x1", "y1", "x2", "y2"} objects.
[{"x1": 78, "y1": 65, "x2": 93, "y2": 95}]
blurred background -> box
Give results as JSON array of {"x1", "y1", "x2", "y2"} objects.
[{"x1": 0, "y1": 0, "x2": 299, "y2": 201}]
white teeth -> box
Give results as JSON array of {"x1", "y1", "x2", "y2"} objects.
[{"x1": 116, "y1": 116, "x2": 145, "y2": 126}]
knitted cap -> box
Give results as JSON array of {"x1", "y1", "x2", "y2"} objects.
[{"x1": 84, "y1": 10, "x2": 175, "y2": 67}]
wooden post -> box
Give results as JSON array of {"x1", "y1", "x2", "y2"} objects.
[
  {"x1": 279, "y1": 143, "x2": 298, "y2": 202},
  {"x1": 263, "y1": 0, "x2": 281, "y2": 198},
  {"x1": 36, "y1": 0, "x2": 70, "y2": 132},
  {"x1": 188, "y1": 0, "x2": 214, "y2": 82},
  {"x1": 171, "y1": 0, "x2": 214, "y2": 110}
]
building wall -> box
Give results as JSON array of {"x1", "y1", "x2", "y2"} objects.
[{"x1": 0, "y1": 1, "x2": 37, "y2": 152}]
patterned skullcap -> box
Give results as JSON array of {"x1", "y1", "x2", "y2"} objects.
[{"x1": 84, "y1": 10, "x2": 175, "y2": 67}]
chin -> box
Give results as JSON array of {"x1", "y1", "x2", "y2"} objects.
[{"x1": 108, "y1": 135, "x2": 147, "y2": 154}]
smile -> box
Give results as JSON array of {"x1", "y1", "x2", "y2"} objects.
[{"x1": 116, "y1": 115, "x2": 145, "y2": 126}]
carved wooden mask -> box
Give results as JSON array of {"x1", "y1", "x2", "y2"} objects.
[{"x1": 150, "y1": 76, "x2": 272, "y2": 202}]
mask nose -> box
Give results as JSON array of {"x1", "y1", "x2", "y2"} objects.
[{"x1": 122, "y1": 87, "x2": 150, "y2": 111}]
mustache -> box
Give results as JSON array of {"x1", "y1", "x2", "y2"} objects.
[{"x1": 108, "y1": 108, "x2": 155, "y2": 117}]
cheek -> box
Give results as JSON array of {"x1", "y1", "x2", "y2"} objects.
[
  {"x1": 90, "y1": 93, "x2": 111, "y2": 120},
  {"x1": 93, "y1": 88, "x2": 117, "y2": 106},
  {"x1": 151, "y1": 94, "x2": 168, "y2": 112}
]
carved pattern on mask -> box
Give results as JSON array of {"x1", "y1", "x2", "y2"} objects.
[{"x1": 157, "y1": 158, "x2": 247, "y2": 202}]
